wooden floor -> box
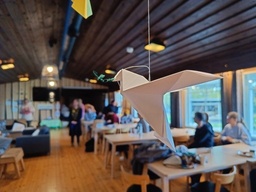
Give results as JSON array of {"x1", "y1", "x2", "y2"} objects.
[{"x1": 0, "y1": 129, "x2": 244, "y2": 192}]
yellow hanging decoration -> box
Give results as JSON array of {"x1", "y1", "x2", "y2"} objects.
[{"x1": 71, "y1": 0, "x2": 93, "y2": 19}]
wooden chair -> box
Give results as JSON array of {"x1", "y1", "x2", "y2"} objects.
[
  {"x1": 120, "y1": 166, "x2": 162, "y2": 192},
  {"x1": 174, "y1": 135, "x2": 190, "y2": 146},
  {"x1": 191, "y1": 166, "x2": 237, "y2": 192}
]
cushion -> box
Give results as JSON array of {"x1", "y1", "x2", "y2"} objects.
[
  {"x1": 39, "y1": 126, "x2": 49, "y2": 135},
  {"x1": 32, "y1": 129, "x2": 40, "y2": 136},
  {"x1": 127, "y1": 184, "x2": 162, "y2": 192},
  {"x1": 11, "y1": 122, "x2": 26, "y2": 132},
  {"x1": 191, "y1": 181, "x2": 229, "y2": 192}
]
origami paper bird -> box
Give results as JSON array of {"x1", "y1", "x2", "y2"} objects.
[
  {"x1": 114, "y1": 69, "x2": 221, "y2": 152},
  {"x1": 72, "y1": 0, "x2": 93, "y2": 19}
]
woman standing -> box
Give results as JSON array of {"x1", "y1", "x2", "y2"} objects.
[
  {"x1": 20, "y1": 98, "x2": 35, "y2": 127},
  {"x1": 221, "y1": 111, "x2": 251, "y2": 145},
  {"x1": 69, "y1": 99, "x2": 82, "y2": 146}
]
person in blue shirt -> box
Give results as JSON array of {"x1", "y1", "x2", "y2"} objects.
[
  {"x1": 221, "y1": 111, "x2": 251, "y2": 145},
  {"x1": 120, "y1": 112, "x2": 133, "y2": 124},
  {"x1": 135, "y1": 114, "x2": 151, "y2": 133},
  {"x1": 84, "y1": 104, "x2": 97, "y2": 121}
]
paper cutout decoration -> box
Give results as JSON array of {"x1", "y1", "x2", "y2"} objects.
[
  {"x1": 72, "y1": 0, "x2": 93, "y2": 19},
  {"x1": 114, "y1": 69, "x2": 221, "y2": 152}
]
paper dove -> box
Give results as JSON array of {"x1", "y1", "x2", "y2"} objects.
[
  {"x1": 71, "y1": 0, "x2": 93, "y2": 19},
  {"x1": 114, "y1": 69, "x2": 221, "y2": 152}
]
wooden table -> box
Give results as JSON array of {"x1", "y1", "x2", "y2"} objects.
[
  {"x1": 148, "y1": 143, "x2": 255, "y2": 192},
  {"x1": 93, "y1": 123, "x2": 137, "y2": 155},
  {"x1": 104, "y1": 131, "x2": 158, "y2": 178}
]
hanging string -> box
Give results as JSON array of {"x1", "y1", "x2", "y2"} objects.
[{"x1": 147, "y1": 0, "x2": 151, "y2": 81}]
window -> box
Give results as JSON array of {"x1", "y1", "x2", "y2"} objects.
[
  {"x1": 185, "y1": 79, "x2": 222, "y2": 132},
  {"x1": 164, "y1": 93, "x2": 171, "y2": 124},
  {"x1": 243, "y1": 72, "x2": 256, "y2": 137}
]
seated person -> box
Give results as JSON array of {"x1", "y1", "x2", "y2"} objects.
[
  {"x1": 188, "y1": 112, "x2": 214, "y2": 185},
  {"x1": 105, "y1": 112, "x2": 119, "y2": 124},
  {"x1": 0, "y1": 137, "x2": 12, "y2": 155},
  {"x1": 135, "y1": 114, "x2": 151, "y2": 133},
  {"x1": 221, "y1": 111, "x2": 251, "y2": 145},
  {"x1": 188, "y1": 112, "x2": 214, "y2": 149},
  {"x1": 84, "y1": 104, "x2": 97, "y2": 121},
  {"x1": 120, "y1": 112, "x2": 133, "y2": 124}
]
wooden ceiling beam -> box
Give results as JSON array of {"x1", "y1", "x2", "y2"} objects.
[{"x1": 116, "y1": 0, "x2": 254, "y2": 70}]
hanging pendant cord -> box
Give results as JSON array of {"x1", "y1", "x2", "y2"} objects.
[{"x1": 147, "y1": 0, "x2": 151, "y2": 81}]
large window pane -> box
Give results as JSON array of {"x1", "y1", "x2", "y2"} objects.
[
  {"x1": 243, "y1": 73, "x2": 256, "y2": 136},
  {"x1": 185, "y1": 80, "x2": 222, "y2": 132},
  {"x1": 164, "y1": 93, "x2": 171, "y2": 124}
]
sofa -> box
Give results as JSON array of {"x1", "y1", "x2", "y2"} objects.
[{"x1": 15, "y1": 126, "x2": 50, "y2": 156}]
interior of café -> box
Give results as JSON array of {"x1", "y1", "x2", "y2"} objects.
[{"x1": 0, "y1": 0, "x2": 256, "y2": 192}]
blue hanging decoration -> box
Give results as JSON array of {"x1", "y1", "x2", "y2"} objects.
[{"x1": 93, "y1": 71, "x2": 114, "y2": 83}]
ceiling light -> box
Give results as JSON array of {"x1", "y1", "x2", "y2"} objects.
[
  {"x1": 47, "y1": 66, "x2": 54, "y2": 73},
  {"x1": 0, "y1": 58, "x2": 15, "y2": 70},
  {"x1": 42, "y1": 65, "x2": 59, "y2": 80},
  {"x1": 89, "y1": 79, "x2": 97, "y2": 84},
  {"x1": 19, "y1": 77, "x2": 29, "y2": 82},
  {"x1": 144, "y1": 38, "x2": 165, "y2": 52},
  {"x1": 105, "y1": 65, "x2": 116, "y2": 75},
  {"x1": 48, "y1": 81, "x2": 55, "y2": 87},
  {"x1": 18, "y1": 74, "x2": 29, "y2": 82}
]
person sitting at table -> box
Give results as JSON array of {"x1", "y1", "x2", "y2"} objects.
[
  {"x1": 135, "y1": 113, "x2": 151, "y2": 133},
  {"x1": 0, "y1": 137, "x2": 12, "y2": 155},
  {"x1": 84, "y1": 104, "x2": 97, "y2": 121},
  {"x1": 105, "y1": 112, "x2": 119, "y2": 124},
  {"x1": 188, "y1": 112, "x2": 214, "y2": 186},
  {"x1": 221, "y1": 111, "x2": 251, "y2": 145},
  {"x1": 69, "y1": 99, "x2": 83, "y2": 146},
  {"x1": 120, "y1": 112, "x2": 133, "y2": 124},
  {"x1": 188, "y1": 112, "x2": 214, "y2": 149}
]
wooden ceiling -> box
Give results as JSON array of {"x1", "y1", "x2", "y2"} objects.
[
  {"x1": 0, "y1": 0, "x2": 256, "y2": 84},
  {"x1": 67, "y1": 0, "x2": 256, "y2": 81},
  {"x1": 0, "y1": 0, "x2": 66, "y2": 83}
]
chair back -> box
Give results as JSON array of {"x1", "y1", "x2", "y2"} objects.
[
  {"x1": 120, "y1": 166, "x2": 150, "y2": 192},
  {"x1": 212, "y1": 166, "x2": 237, "y2": 192},
  {"x1": 174, "y1": 135, "x2": 190, "y2": 146}
]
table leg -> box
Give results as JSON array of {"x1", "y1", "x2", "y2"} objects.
[
  {"x1": 94, "y1": 130, "x2": 98, "y2": 155},
  {"x1": 102, "y1": 134, "x2": 106, "y2": 155},
  {"x1": 104, "y1": 140, "x2": 109, "y2": 169},
  {"x1": 243, "y1": 162, "x2": 251, "y2": 192},
  {"x1": 162, "y1": 177, "x2": 169, "y2": 192},
  {"x1": 111, "y1": 143, "x2": 116, "y2": 179}
]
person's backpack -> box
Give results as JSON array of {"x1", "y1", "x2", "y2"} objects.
[{"x1": 85, "y1": 138, "x2": 94, "y2": 152}]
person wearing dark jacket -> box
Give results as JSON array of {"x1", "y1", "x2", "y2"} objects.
[
  {"x1": 188, "y1": 112, "x2": 214, "y2": 148},
  {"x1": 189, "y1": 112, "x2": 214, "y2": 185},
  {"x1": 69, "y1": 99, "x2": 82, "y2": 146}
]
